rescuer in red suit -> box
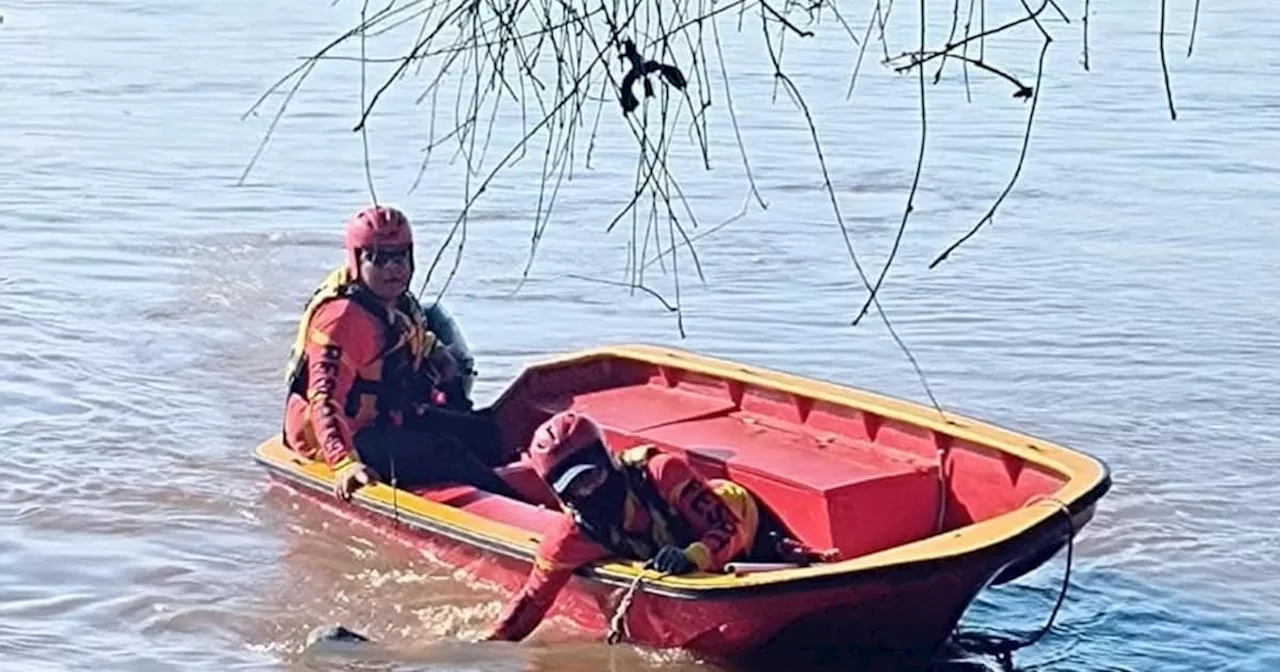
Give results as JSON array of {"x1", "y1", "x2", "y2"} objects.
[
  {"x1": 282, "y1": 204, "x2": 519, "y2": 502},
  {"x1": 484, "y1": 411, "x2": 827, "y2": 642}
]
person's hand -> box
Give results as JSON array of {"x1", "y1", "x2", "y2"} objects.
[
  {"x1": 652, "y1": 545, "x2": 696, "y2": 574},
  {"x1": 333, "y1": 461, "x2": 376, "y2": 500}
]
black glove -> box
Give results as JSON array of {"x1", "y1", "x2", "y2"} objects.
[{"x1": 652, "y1": 545, "x2": 695, "y2": 574}]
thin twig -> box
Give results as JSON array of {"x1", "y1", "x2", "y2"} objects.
[
  {"x1": 236, "y1": 59, "x2": 318, "y2": 186},
  {"x1": 567, "y1": 274, "x2": 680, "y2": 311},
  {"x1": 854, "y1": 0, "x2": 927, "y2": 327},
  {"x1": 359, "y1": 0, "x2": 380, "y2": 205},
  {"x1": 844, "y1": 0, "x2": 879, "y2": 99},
  {"x1": 760, "y1": 9, "x2": 872, "y2": 299},
  {"x1": 417, "y1": 12, "x2": 631, "y2": 298},
  {"x1": 243, "y1": 0, "x2": 1200, "y2": 398},
  {"x1": 761, "y1": 0, "x2": 816, "y2": 37},
  {"x1": 1082, "y1": 0, "x2": 1090, "y2": 71},
  {"x1": 895, "y1": 51, "x2": 1033, "y2": 97},
  {"x1": 1188, "y1": 0, "x2": 1202, "y2": 57},
  {"x1": 1046, "y1": 0, "x2": 1071, "y2": 23},
  {"x1": 876, "y1": 0, "x2": 896, "y2": 62},
  {"x1": 980, "y1": 0, "x2": 986, "y2": 60},
  {"x1": 823, "y1": 2, "x2": 863, "y2": 48},
  {"x1": 885, "y1": 0, "x2": 1050, "y2": 73},
  {"x1": 930, "y1": 26, "x2": 1052, "y2": 268},
  {"x1": 934, "y1": 0, "x2": 963, "y2": 84},
  {"x1": 758, "y1": 4, "x2": 943, "y2": 416},
  {"x1": 1019, "y1": 0, "x2": 1053, "y2": 40},
  {"x1": 354, "y1": 1, "x2": 475, "y2": 132},
  {"x1": 711, "y1": 13, "x2": 766, "y2": 209},
  {"x1": 962, "y1": 0, "x2": 976, "y2": 100},
  {"x1": 1160, "y1": 0, "x2": 1179, "y2": 120}
]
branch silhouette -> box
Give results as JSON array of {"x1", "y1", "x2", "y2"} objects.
[{"x1": 244, "y1": 0, "x2": 1197, "y2": 417}]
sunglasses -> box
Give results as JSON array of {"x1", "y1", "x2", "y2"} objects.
[{"x1": 360, "y1": 247, "x2": 412, "y2": 267}]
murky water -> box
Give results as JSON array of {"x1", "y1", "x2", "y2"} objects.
[{"x1": 3, "y1": 0, "x2": 1280, "y2": 669}]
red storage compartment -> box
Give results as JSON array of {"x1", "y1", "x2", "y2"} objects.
[{"x1": 640, "y1": 414, "x2": 942, "y2": 559}]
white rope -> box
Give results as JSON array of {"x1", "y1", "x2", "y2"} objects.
[{"x1": 606, "y1": 561, "x2": 658, "y2": 645}]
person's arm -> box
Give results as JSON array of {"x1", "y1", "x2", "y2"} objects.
[
  {"x1": 650, "y1": 454, "x2": 749, "y2": 572},
  {"x1": 303, "y1": 300, "x2": 379, "y2": 470},
  {"x1": 485, "y1": 516, "x2": 611, "y2": 642}
]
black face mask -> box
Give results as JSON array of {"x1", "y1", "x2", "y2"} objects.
[{"x1": 566, "y1": 466, "x2": 628, "y2": 528}]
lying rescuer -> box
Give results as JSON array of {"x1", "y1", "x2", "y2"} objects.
[
  {"x1": 481, "y1": 411, "x2": 832, "y2": 642},
  {"x1": 281, "y1": 204, "x2": 520, "y2": 502}
]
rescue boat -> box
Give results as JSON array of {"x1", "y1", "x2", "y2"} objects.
[{"x1": 254, "y1": 343, "x2": 1111, "y2": 661}]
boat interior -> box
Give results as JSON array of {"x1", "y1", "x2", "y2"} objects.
[{"x1": 392, "y1": 351, "x2": 1072, "y2": 565}]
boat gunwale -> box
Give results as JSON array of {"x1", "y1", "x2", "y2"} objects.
[
  {"x1": 254, "y1": 343, "x2": 1111, "y2": 598},
  {"x1": 255, "y1": 443, "x2": 1098, "y2": 602}
]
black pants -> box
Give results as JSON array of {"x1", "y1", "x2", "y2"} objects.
[{"x1": 352, "y1": 414, "x2": 521, "y2": 500}]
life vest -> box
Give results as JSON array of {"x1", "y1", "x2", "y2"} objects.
[
  {"x1": 570, "y1": 445, "x2": 698, "y2": 560},
  {"x1": 283, "y1": 265, "x2": 438, "y2": 431}
]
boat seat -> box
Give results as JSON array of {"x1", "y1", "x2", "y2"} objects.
[
  {"x1": 532, "y1": 382, "x2": 738, "y2": 433},
  {"x1": 494, "y1": 457, "x2": 563, "y2": 510},
  {"x1": 635, "y1": 413, "x2": 944, "y2": 560},
  {"x1": 404, "y1": 456, "x2": 567, "y2": 537},
  {"x1": 411, "y1": 481, "x2": 565, "y2": 537}
]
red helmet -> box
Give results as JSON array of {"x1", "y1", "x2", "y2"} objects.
[
  {"x1": 528, "y1": 412, "x2": 607, "y2": 494},
  {"x1": 344, "y1": 205, "x2": 413, "y2": 276}
]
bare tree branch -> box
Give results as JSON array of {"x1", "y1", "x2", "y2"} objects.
[
  {"x1": 243, "y1": 0, "x2": 1202, "y2": 415},
  {"x1": 1160, "y1": 0, "x2": 1179, "y2": 120},
  {"x1": 1082, "y1": 0, "x2": 1090, "y2": 71},
  {"x1": 892, "y1": 51, "x2": 1033, "y2": 98},
  {"x1": 1188, "y1": 0, "x2": 1202, "y2": 57},
  {"x1": 853, "y1": 0, "x2": 927, "y2": 328},
  {"x1": 930, "y1": 9, "x2": 1053, "y2": 269}
]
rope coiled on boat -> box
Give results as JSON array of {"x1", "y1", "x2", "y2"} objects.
[{"x1": 949, "y1": 497, "x2": 1075, "y2": 669}]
